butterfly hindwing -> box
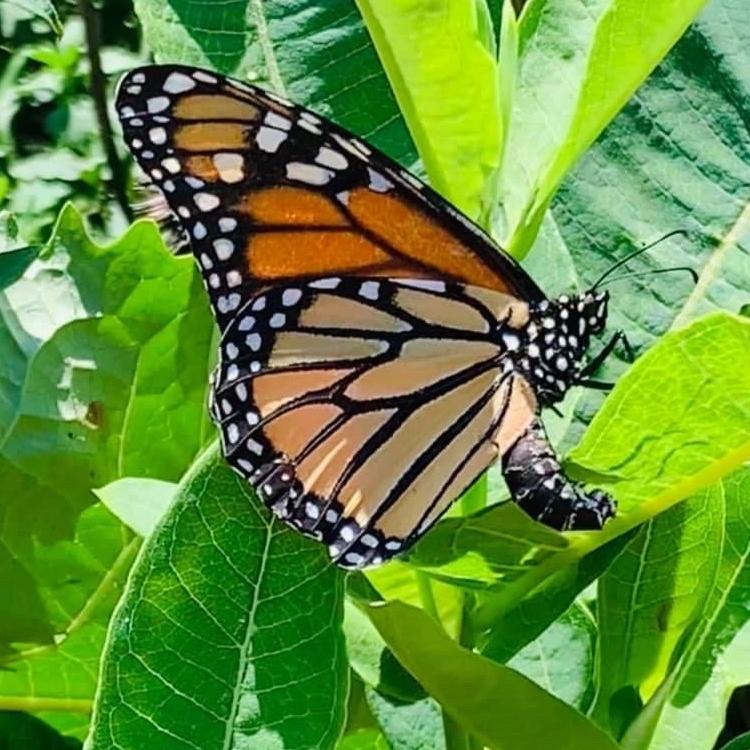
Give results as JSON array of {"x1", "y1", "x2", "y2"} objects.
[{"x1": 208, "y1": 276, "x2": 538, "y2": 567}]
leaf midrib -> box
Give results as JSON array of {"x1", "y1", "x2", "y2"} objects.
[
  {"x1": 221, "y1": 489, "x2": 274, "y2": 750},
  {"x1": 248, "y1": 0, "x2": 287, "y2": 96}
]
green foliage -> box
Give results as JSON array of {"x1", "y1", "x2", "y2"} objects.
[
  {"x1": 0, "y1": 207, "x2": 212, "y2": 736},
  {"x1": 498, "y1": 0, "x2": 710, "y2": 256},
  {"x1": 0, "y1": 10, "x2": 140, "y2": 242},
  {"x1": 1, "y1": 0, "x2": 749, "y2": 749},
  {"x1": 354, "y1": 0, "x2": 501, "y2": 221},
  {"x1": 87, "y1": 447, "x2": 348, "y2": 750},
  {"x1": 365, "y1": 599, "x2": 619, "y2": 749}
]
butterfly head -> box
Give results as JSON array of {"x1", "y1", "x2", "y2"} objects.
[{"x1": 519, "y1": 290, "x2": 609, "y2": 406}]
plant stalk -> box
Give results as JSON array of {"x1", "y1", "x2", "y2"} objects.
[
  {"x1": 78, "y1": 0, "x2": 133, "y2": 221},
  {"x1": 442, "y1": 477, "x2": 488, "y2": 750}
]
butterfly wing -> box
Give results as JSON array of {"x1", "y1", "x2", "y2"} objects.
[
  {"x1": 115, "y1": 64, "x2": 544, "y2": 326},
  {"x1": 115, "y1": 64, "x2": 547, "y2": 566},
  {"x1": 210, "y1": 276, "x2": 539, "y2": 567}
]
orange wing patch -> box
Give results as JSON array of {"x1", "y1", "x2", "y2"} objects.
[
  {"x1": 173, "y1": 94, "x2": 259, "y2": 121},
  {"x1": 337, "y1": 368, "x2": 498, "y2": 530},
  {"x1": 238, "y1": 186, "x2": 348, "y2": 226},
  {"x1": 347, "y1": 189, "x2": 515, "y2": 293},
  {"x1": 247, "y1": 231, "x2": 395, "y2": 280},
  {"x1": 174, "y1": 123, "x2": 249, "y2": 151},
  {"x1": 253, "y1": 368, "x2": 352, "y2": 418}
]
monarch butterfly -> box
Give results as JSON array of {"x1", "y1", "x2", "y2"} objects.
[{"x1": 116, "y1": 64, "x2": 616, "y2": 569}]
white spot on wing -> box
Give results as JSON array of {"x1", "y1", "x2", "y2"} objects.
[
  {"x1": 282, "y1": 289, "x2": 302, "y2": 306},
  {"x1": 309, "y1": 278, "x2": 340, "y2": 290},
  {"x1": 256, "y1": 126, "x2": 287, "y2": 154},
  {"x1": 214, "y1": 239, "x2": 234, "y2": 260},
  {"x1": 359, "y1": 281, "x2": 380, "y2": 300},
  {"x1": 162, "y1": 157, "x2": 180, "y2": 174},
  {"x1": 147, "y1": 96, "x2": 170, "y2": 114},
  {"x1": 315, "y1": 146, "x2": 347, "y2": 170},
  {"x1": 193, "y1": 70, "x2": 218, "y2": 83},
  {"x1": 367, "y1": 168, "x2": 393, "y2": 193},
  {"x1": 194, "y1": 193, "x2": 220, "y2": 212},
  {"x1": 286, "y1": 162, "x2": 334, "y2": 186},
  {"x1": 265, "y1": 112, "x2": 291, "y2": 130},
  {"x1": 163, "y1": 71, "x2": 196, "y2": 94},
  {"x1": 397, "y1": 279, "x2": 446, "y2": 292},
  {"x1": 213, "y1": 153, "x2": 244, "y2": 183}
]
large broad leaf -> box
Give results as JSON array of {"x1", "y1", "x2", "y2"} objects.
[
  {"x1": 548, "y1": 0, "x2": 750, "y2": 443},
  {"x1": 366, "y1": 599, "x2": 619, "y2": 750},
  {"x1": 354, "y1": 0, "x2": 501, "y2": 221},
  {"x1": 86, "y1": 446, "x2": 348, "y2": 750},
  {"x1": 0, "y1": 207, "x2": 213, "y2": 732},
  {"x1": 0, "y1": 0, "x2": 62, "y2": 39},
  {"x1": 592, "y1": 491, "x2": 725, "y2": 736},
  {"x1": 131, "y1": 0, "x2": 416, "y2": 166},
  {"x1": 598, "y1": 468, "x2": 750, "y2": 750},
  {"x1": 507, "y1": 602, "x2": 596, "y2": 711},
  {"x1": 498, "y1": 0, "x2": 709, "y2": 256}
]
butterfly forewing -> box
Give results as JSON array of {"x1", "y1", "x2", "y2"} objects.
[
  {"x1": 116, "y1": 65, "x2": 544, "y2": 324},
  {"x1": 116, "y1": 64, "x2": 547, "y2": 567}
]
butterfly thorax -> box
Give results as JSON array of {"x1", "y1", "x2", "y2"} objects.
[{"x1": 504, "y1": 290, "x2": 609, "y2": 407}]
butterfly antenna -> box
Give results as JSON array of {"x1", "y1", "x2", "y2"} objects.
[
  {"x1": 592, "y1": 229, "x2": 689, "y2": 290},
  {"x1": 596, "y1": 265, "x2": 699, "y2": 289}
]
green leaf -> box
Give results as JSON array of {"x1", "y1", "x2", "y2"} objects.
[
  {"x1": 614, "y1": 468, "x2": 750, "y2": 750},
  {"x1": 365, "y1": 686, "x2": 446, "y2": 750},
  {"x1": 367, "y1": 599, "x2": 619, "y2": 750},
  {"x1": 93, "y1": 478, "x2": 177, "y2": 537},
  {"x1": 0, "y1": 504, "x2": 138, "y2": 724},
  {"x1": 507, "y1": 602, "x2": 596, "y2": 711},
  {"x1": 546, "y1": 0, "x2": 750, "y2": 447},
  {"x1": 569, "y1": 314, "x2": 750, "y2": 513},
  {"x1": 354, "y1": 0, "x2": 501, "y2": 221},
  {"x1": 87, "y1": 446, "x2": 348, "y2": 750},
  {"x1": 499, "y1": 0, "x2": 709, "y2": 256},
  {"x1": 0, "y1": 711, "x2": 80, "y2": 749},
  {"x1": 0, "y1": 246, "x2": 39, "y2": 290},
  {"x1": 344, "y1": 600, "x2": 426, "y2": 703},
  {"x1": 337, "y1": 728, "x2": 390, "y2": 750},
  {"x1": 719, "y1": 733, "x2": 750, "y2": 750},
  {"x1": 0, "y1": 206, "x2": 213, "y2": 733},
  {"x1": 0, "y1": 0, "x2": 62, "y2": 38},
  {"x1": 406, "y1": 312, "x2": 750, "y2": 635},
  {"x1": 132, "y1": 0, "x2": 416, "y2": 166},
  {"x1": 478, "y1": 534, "x2": 630, "y2": 662},
  {"x1": 592, "y1": 493, "x2": 723, "y2": 734}
]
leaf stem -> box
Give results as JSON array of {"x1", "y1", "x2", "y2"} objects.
[
  {"x1": 415, "y1": 569, "x2": 439, "y2": 621},
  {"x1": 442, "y1": 478, "x2": 487, "y2": 750},
  {"x1": 77, "y1": 0, "x2": 133, "y2": 222}
]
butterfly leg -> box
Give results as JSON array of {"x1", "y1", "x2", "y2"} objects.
[
  {"x1": 580, "y1": 329, "x2": 633, "y2": 378},
  {"x1": 501, "y1": 418, "x2": 616, "y2": 530}
]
